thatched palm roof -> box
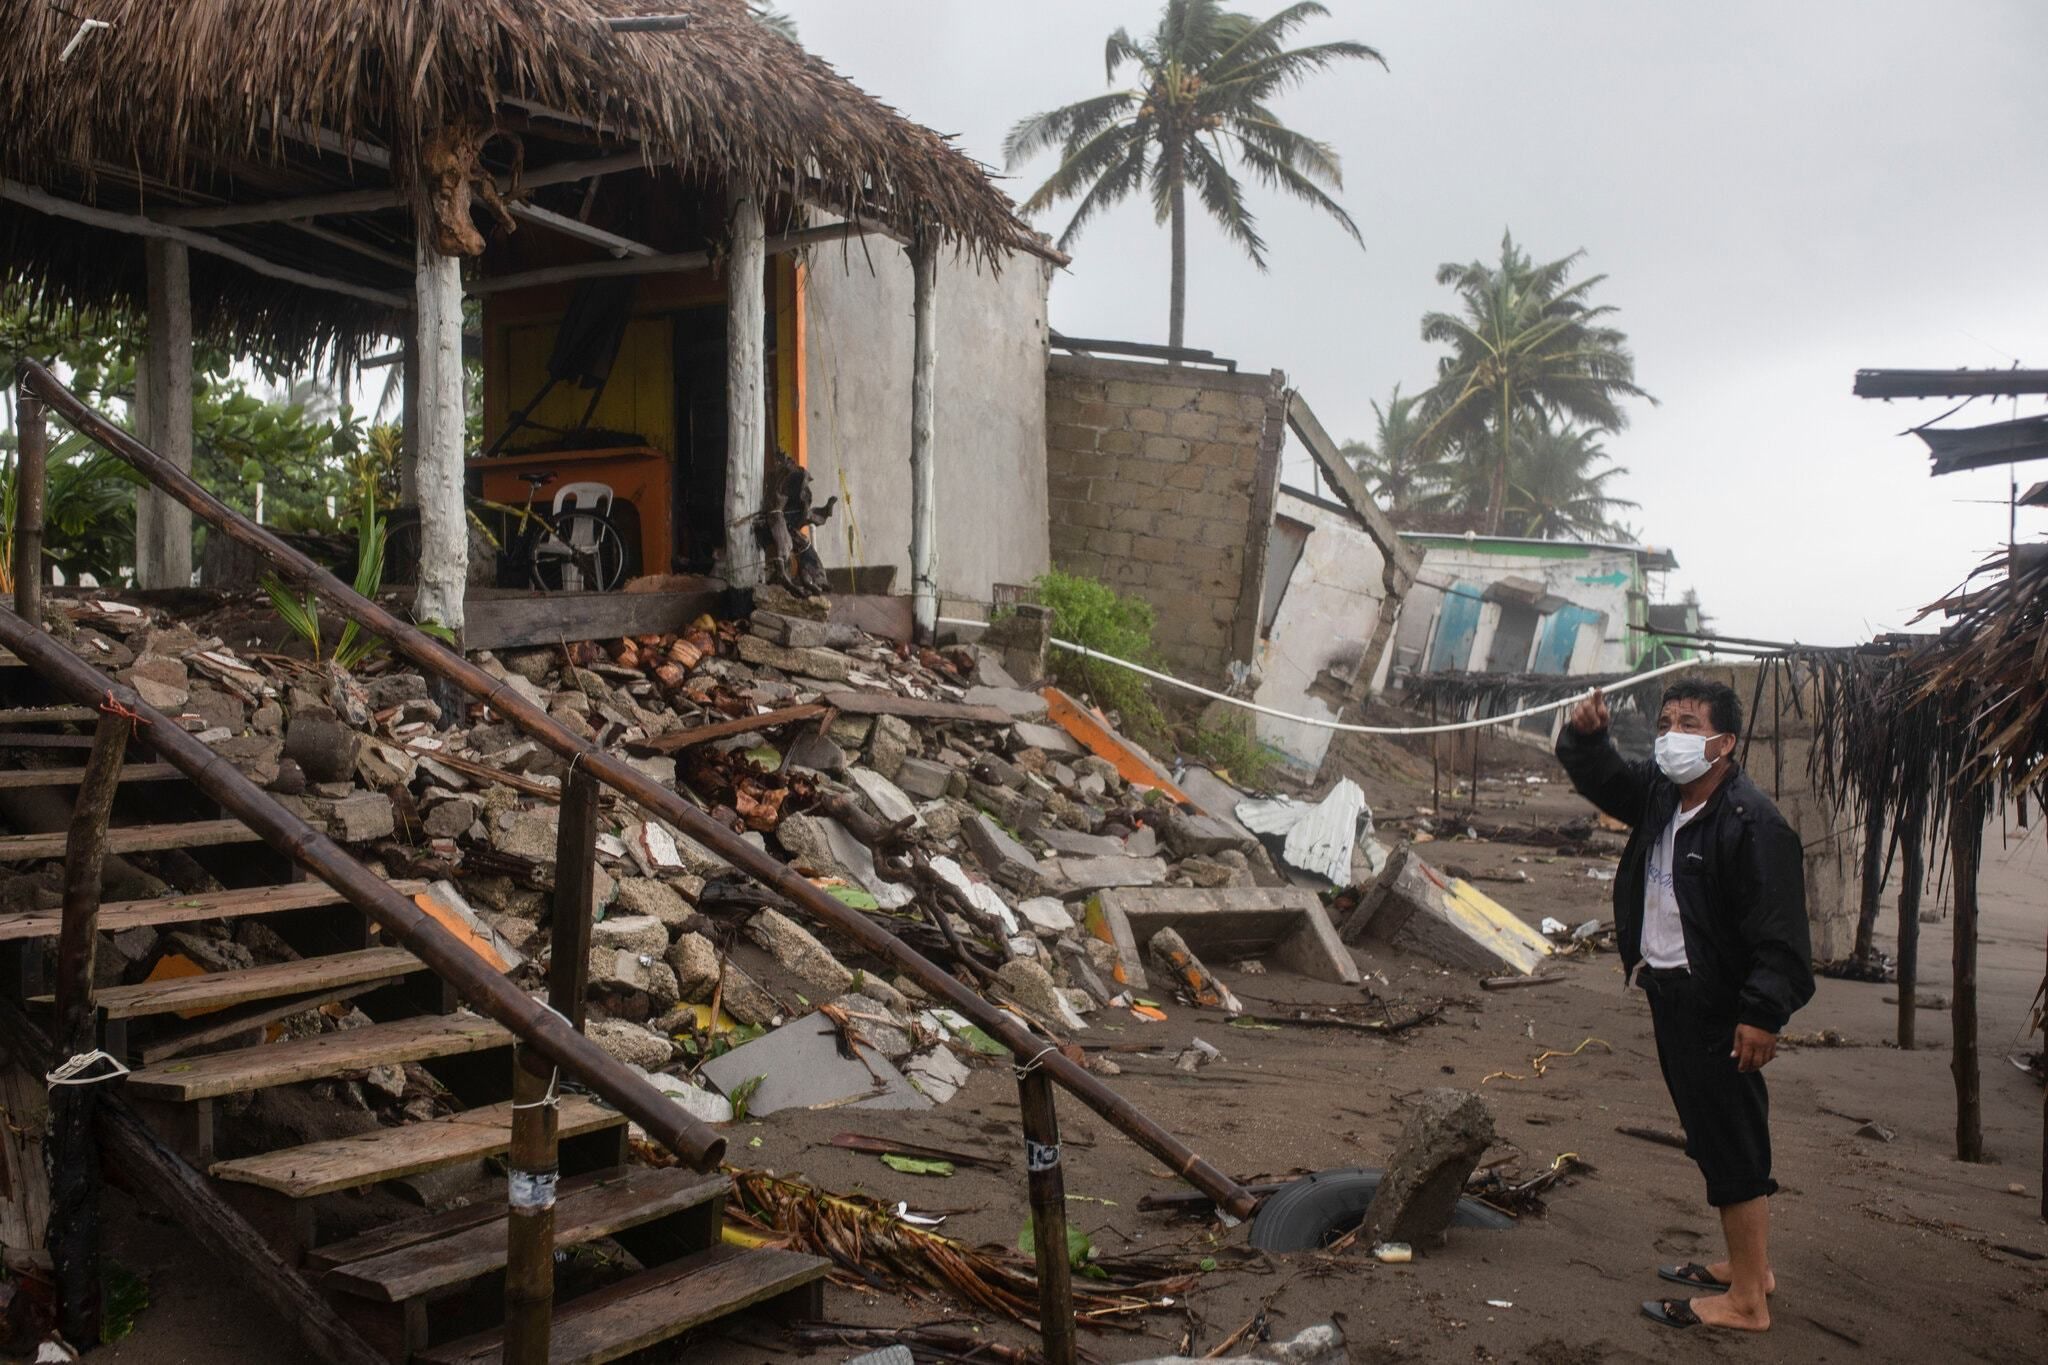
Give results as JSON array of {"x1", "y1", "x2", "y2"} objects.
[{"x1": 0, "y1": 0, "x2": 1035, "y2": 358}]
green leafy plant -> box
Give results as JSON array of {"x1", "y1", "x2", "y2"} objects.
[
  {"x1": 879, "y1": 1154, "x2": 954, "y2": 1177},
  {"x1": 1017, "y1": 1218, "x2": 1109, "y2": 1280},
  {"x1": 261, "y1": 502, "x2": 390, "y2": 667},
  {"x1": 727, "y1": 1074, "x2": 767, "y2": 1122},
  {"x1": 101, "y1": 1260, "x2": 150, "y2": 1343},
  {"x1": 1031, "y1": 569, "x2": 1164, "y2": 732},
  {"x1": 1189, "y1": 718, "x2": 1276, "y2": 789}
]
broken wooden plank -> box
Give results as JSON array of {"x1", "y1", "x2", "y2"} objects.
[
  {"x1": 819, "y1": 692, "x2": 1010, "y2": 724},
  {"x1": 212, "y1": 1095, "x2": 622, "y2": 1197},
  {"x1": 459, "y1": 583, "x2": 722, "y2": 651},
  {"x1": 636, "y1": 703, "x2": 828, "y2": 755},
  {"x1": 69, "y1": 947, "x2": 421, "y2": 1020},
  {"x1": 139, "y1": 978, "x2": 407, "y2": 1066},
  {"x1": 0, "y1": 879, "x2": 425, "y2": 942},
  {"x1": 0, "y1": 706, "x2": 101, "y2": 724},
  {"x1": 126, "y1": 1012, "x2": 510, "y2": 1101},
  {"x1": 400, "y1": 745, "x2": 564, "y2": 802},
  {"x1": 0, "y1": 762, "x2": 185, "y2": 790},
  {"x1": 0, "y1": 819, "x2": 259, "y2": 862},
  {"x1": 1614, "y1": 1125, "x2": 1688, "y2": 1150}
]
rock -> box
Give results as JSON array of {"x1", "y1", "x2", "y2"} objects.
[
  {"x1": 464, "y1": 875, "x2": 547, "y2": 921},
  {"x1": 971, "y1": 752, "x2": 1027, "y2": 790},
  {"x1": 211, "y1": 734, "x2": 284, "y2": 787},
  {"x1": 665, "y1": 933, "x2": 783, "y2": 1025},
  {"x1": 1037, "y1": 827, "x2": 1128, "y2": 859},
  {"x1": 1043, "y1": 856, "x2": 1169, "y2": 895},
  {"x1": 736, "y1": 634, "x2": 853, "y2": 682},
  {"x1": 746, "y1": 908, "x2": 854, "y2": 997},
  {"x1": 365, "y1": 674, "x2": 430, "y2": 708},
  {"x1": 846, "y1": 767, "x2": 918, "y2": 826},
  {"x1": 917, "y1": 802, "x2": 962, "y2": 843},
  {"x1": 612, "y1": 877, "x2": 697, "y2": 928},
  {"x1": 249, "y1": 701, "x2": 285, "y2": 735},
  {"x1": 266, "y1": 758, "x2": 308, "y2": 796},
  {"x1": 283, "y1": 714, "x2": 361, "y2": 785},
  {"x1": 1361, "y1": 1089, "x2": 1497, "y2": 1248},
  {"x1": 355, "y1": 740, "x2": 417, "y2": 789},
  {"x1": 626, "y1": 754, "x2": 677, "y2": 787},
  {"x1": 828, "y1": 715, "x2": 875, "y2": 750},
  {"x1": 591, "y1": 914, "x2": 669, "y2": 959},
  {"x1": 995, "y1": 958, "x2": 1087, "y2": 1031},
  {"x1": 903, "y1": 1046, "x2": 972, "y2": 1104},
  {"x1": 422, "y1": 794, "x2": 481, "y2": 839},
  {"x1": 1177, "y1": 856, "x2": 1244, "y2": 889},
  {"x1": 775, "y1": 813, "x2": 845, "y2": 875},
  {"x1": 363, "y1": 1064, "x2": 408, "y2": 1102},
  {"x1": 827, "y1": 994, "x2": 915, "y2": 1059},
  {"x1": 123, "y1": 653, "x2": 190, "y2": 711},
  {"x1": 1161, "y1": 806, "x2": 1254, "y2": 859},
  {"x1": 781, "y1": 731, "x2": 848, "y2": 776},
  {"x1": 1015, "y1": 896, "x2": 1076, "y2": 938},
  {"x1": 491, "y1": 806, "x2": 560, "y2": 863},
  {"x1": 963, "y1": 685, "x2": 1049, "y2": 722},
  {"x1": 168, "y1": 930, "x2": 256, "y2": 974},
  {"x1": 588, "y1": 1018, "x2": 673, "y2": 1070},
  {"x1": 499, "y1": 648, "x2": 556, "y2": 685},
  {"x1": 928, "y1": 857, "x2": 1020, "y2": 937},
  {"x1": 894, "y1": 756, "x2": 953, "y2": 801},
  {"x1": 866, "y1": 714, "x2": 915, "y2": 781},
  {"x1": 303, "y1": 791, "x2": 396, "y2": 843},
  {"x1": 751, "y1": 610, "x2": 830, "y2": 649},
  {"x1": 963, "y1": 814, "x2": 1043, "y2": 894},
  {"x1": 1011, "y1": 721, "x2": 1081, "y2": 756}
]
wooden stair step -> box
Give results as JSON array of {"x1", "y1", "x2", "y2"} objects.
[
  {"x1": 0, "y1": 879, "x2": 426, "y2": 944},
  {"x1": 0, "y1": 705, "x2": 102, "y2": 724},
  {"x1": 126, "y1": 1011, "x2": 511, "y2": 1101},
  {"x1": 415, "y1": 1245, "x2": 829, "y2": 1365},
  {"x1": 62, "y1": 947, "x2": 422, "y2": 1020},
  {"x1": 325, "y1": 1166, "x2": 728, "y2": 1303},
  {"x1": 0, "y1": 762, "x2": 187, "y2": 791},
  {"x1": 211, "y1": 1094, "x2": 622, "y2": 1197},
  {"x1": 0, "y1": 818, "x2": 259, "y2": 861}
]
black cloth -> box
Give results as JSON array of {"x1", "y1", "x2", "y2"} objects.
[
  {"x1": 1554, "y1": 725, "x2": 1815, "y2": 1033},
  {"x1": 1642, "y1": 967, "x2": 1777, "y2": 1206}
]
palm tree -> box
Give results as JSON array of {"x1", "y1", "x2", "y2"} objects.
[
  {"x1": 1343, "y1": 385, "x2": 1457, "y2": 518},
  {"x1": 1500, "y1": 417, "x2": 1638, "y2": 540},
  {"x1": 1417, "y1": 232, "x2": 1652, "y2": 534},
  {"x1": 1005, "y1": 0, "x2": 1382, "y2": 350}
]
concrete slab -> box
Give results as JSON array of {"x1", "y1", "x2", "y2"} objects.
[
  {"x1": 698, "y1": 1013, "x2": 931, "y2": 1116},
  {"x1": 1044, "y1": 856, "x2": 1169, "y2": 895},
  {"x1": 1339, "y1": 846, "x2": 1552, "y2": 976},
  {"x1": 963, "y1": 813, "x2": 1044, "y2": 893},
  {"x1": 1087, "y1": 886, "x2": 1360, "y2": 990},
  {"x1": 846, "y1": 766, "x2": 919, "y2": 826},
  {"x1": 1011, "y1": 721, "x2": 1082, "y2": 756},
  {"x1": 1036, "y1": 827, "x2": 1130, "y2": 859},
  {"x1": 963, "y1": 685, "x2": 1050, "y2": 722}
]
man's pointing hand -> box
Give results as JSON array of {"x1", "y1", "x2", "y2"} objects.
[{"x1": 1568, "y1": 687, "x2": 1610, "y2": 735}]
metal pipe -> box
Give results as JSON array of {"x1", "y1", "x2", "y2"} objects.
[
  {"x1": 17, "y1": 359, "x2": 1256, "y2": 1219},
  {"x1": 0, "y1": 595, "x2": 726, "y2": 1173}
]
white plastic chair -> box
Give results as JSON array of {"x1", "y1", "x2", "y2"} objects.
[{"x1": 538, "y1": 481, "x2": 615, "y2": 589}]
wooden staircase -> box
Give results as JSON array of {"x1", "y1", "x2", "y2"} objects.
[{"x1": 0, "y1": 684, "x2": 826, "y2": 1361}]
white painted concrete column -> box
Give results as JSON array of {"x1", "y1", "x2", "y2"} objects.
[
  {"x1": 413, "y1": 237, "x2": 468, "y2": 636},
  {"x1": 135, "y1": 240, "x2": 193, "y2": 588},
  {"x1": 908, "y1": 231, "x2": 939, "y2": 640},
  {"x1": 723, "y1": 190, "x2": 768, "y2": 587}
]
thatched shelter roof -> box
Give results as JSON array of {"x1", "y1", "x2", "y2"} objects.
[{"x1": 0, "y1": 0, "x2": 1039, "y2": 360}]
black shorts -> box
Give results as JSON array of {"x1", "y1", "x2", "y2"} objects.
[{"x1": 1642, "y1": 968, "x2": 1778, "y2": 1207}]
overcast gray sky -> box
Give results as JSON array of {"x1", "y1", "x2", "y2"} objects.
[{"x1": 781, "y1": 0, "x2": 2048, "y2": 644}]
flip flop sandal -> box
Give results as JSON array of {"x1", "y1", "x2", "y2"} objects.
[
  {"x1": 1659, "y1": 1262, "x2": 1730, "y2": 1291},
  {"x1": 1642, "y1": 1299, "x2": 1703, "y2": 1330}
]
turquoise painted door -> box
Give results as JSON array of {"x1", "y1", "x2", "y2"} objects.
[
  {"x1": 1532, "y1": 605, "x2": 1601, "y2": 674},
  {"x1": 1426, "y1": 582, "x2": 1484, "y2": 673}
]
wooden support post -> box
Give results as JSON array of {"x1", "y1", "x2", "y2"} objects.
[
  {"x1": 1852, "y1": 796, "x2": 1887, "y2": 964},
  {"x1": 47, "y1": 712, "x2": 129, "y2": 1348},
  {"x1": 398, "y1": 332, "x2": 421, "y2": 509},
  {"x1": 1018, "y1": 1068, "x2": 1076, "y2": 1365},
  {"x1": 1896, "y1": 788, "x2": 1926, "y2": 1050},
  {"x1": 503, "y1": 1044, "x2": 560, "y2": 1365},
  {"x1": 548, "y1": 766, "x2": 600, "y2": 1030},
  {"x1": 136, "y1": 240, "x2": 194, "y2": 589},
  {"x1": 413, "y1": 234, "x2": 468, "y2": 638},
  {"x1": 908, "y1": 230, "x2": 940, "y2": 642},
  {"x1": 1949, "y1": 782, "x2": 1984, "y2": 1163},
  {"x1": 12, "y1": 383, "x2": 44, "y2": 622},
  {"x1": 724, "y1": 190, "x2": 768, "y2": 589}
]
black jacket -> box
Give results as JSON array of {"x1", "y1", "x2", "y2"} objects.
[{"x1": 1555, "y1": 724, "x2": 1815, "y2": 1034}]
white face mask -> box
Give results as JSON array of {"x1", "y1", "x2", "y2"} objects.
[{"x1": 1654, "y1": 731, "x2": 1724, "y2": 785}]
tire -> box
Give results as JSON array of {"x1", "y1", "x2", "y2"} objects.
[
  {"x1": 1247, "y1": 1167, "x2": 1513, "y2": 1252},
  {"x1": 529, "y1": 510, "x2": 627, "y2": 593}
]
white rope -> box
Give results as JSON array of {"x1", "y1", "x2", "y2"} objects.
[
  {"x1": 511, "y1": 1067, "x2": 561, "y2": 1111},
  {"x1": 1012, "y1": 1044, "x2": 1060, "y2": 1079},
  {"x1": 1044, "y1": 639, "x2": 1702, "y2": 737},
  {"x1": 46, "y1": 1050, "x2": 129, "y2": 1089}
]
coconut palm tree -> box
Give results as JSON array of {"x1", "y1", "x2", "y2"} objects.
[
  {"x1": 1500, "y1": 417, "x2": 1638, "y2": 540},
  {"x1": 1004, "y1": 0, "x2": 1382, "y2": 350},
  {"x1": 1417, "y1": 232, "x2": 1652, "y2": 534},
  {"x1": 1343, "y1": 385, "x2": 1458, "y2": 518}
]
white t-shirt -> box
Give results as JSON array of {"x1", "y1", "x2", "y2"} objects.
[{"x1": 1642, "y1": 802, "x2": 1706, "y2": 969}]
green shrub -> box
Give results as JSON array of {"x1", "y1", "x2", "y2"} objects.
[
  {"x1": 1189, "y1": 720, "x2": 1276, "y2": 790},
  {"x1": 1030, "y1": 569, "x2": 1163, "y2": 731}
]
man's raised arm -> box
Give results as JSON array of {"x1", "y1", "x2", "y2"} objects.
[{"x1": 1554, "y1": 687, "x2": 1653, "y2": 826}]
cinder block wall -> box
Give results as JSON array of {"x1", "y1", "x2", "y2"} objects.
[{"x1": 1044, "y1": 355, "x2": 1287, "y2": 683}]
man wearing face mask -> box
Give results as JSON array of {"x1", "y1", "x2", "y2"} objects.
[{"x1": 1555, "y1": 677, "x2": 1813, "y2": 1334}]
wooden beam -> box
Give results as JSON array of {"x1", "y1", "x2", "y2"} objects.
[
  {"x1": 136, "y1": 239, "x2": 194, "y2": 589},
  {"x1": 909, "y1": 231, "x2": 939, "y2": 642},
  {"x1": 503, "y1": 1045, "x2": 560, "y2": 1364},
  {"x1": 507, "y1": 201, "x2": 656, "y2": 258},
  {"x1": 1018, "y1": 1070, "x2": 1077, "y2": 1365},
  {"x1": 12, "y1": 384, "x2": 44, "y2": 622},
  {"x1": 636, "y1": 703, "x2": 829, "y2": 755},
  {"x1": 414, "y1": 237, "x2": 469, "y2": 636},
  {"x1": 0, "y1": 180, "x2": 410, "y2": 309},
  {"x1": 468, "y1": 222, "x2": 870, "y2": 297},
  {"x1": 724, "y1": 190, "x2": 769, "y2": 588},
  {"x1": 548, "y1": 768, "x2": 600, "y2": 1032}
]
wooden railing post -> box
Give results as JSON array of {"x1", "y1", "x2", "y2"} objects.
[
  {"x1": 48, "y1": 710, "x2": 130, "y2": 1349},
  {"x1": 1895, "y1": 788, "x2": 1927, "y2": 1051},
  {"x1": 504, "y1": 765, "x2": 599, "y2": 1361},
  {"x1": 14, "y1": 383, "x2": 46, "y2": 623},
  {"x1": 1019, "y1": 1067, "x2": 1077, "y2": 1365}
]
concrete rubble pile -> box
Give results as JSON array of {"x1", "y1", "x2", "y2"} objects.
[{"x1": 6, "y1": 590, "x2": 1540, "y2": 1136}]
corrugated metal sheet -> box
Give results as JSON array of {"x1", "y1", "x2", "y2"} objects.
[{"x1": 1237, "y1": 778, "x2": 1374, "y2": 885}]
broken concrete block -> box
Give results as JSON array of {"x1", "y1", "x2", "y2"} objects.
[
  {"x1": 303, "y1": 791, "x2": 396, "y2": 843},
  {"x1": 123, "y1": 653, "x2": 190, "y2": 711},
  {"x1": 820, "y1": 818, "x2": 917, "y2": 911},
  {"x1": 422, "y1": 794, "x2": 481, "y2": 840},
  {"x1": 1015, "y1": 896, "x2": 1076, "y2": 938},
  {"x1": 665, "y1": 933, "x2": 782, "y2": 1025},
  {"x1": 355, "y1": 739, "x2": 418, "y2": 790},
  {"x1": 1362, "y1": 1089, "x2": 1496, "y2": 1248},
  {"x1": 996, "y1": 958, "x2": 1087, "y2": 1031},
  {"x1": 639, "y1": 1068, "x2": 735, "y2": 1126},
  {"x1": 774, "y1": 812, "x2": 843, "y2": 875},
  {"x1": 283, "y1": 714, "x2": 361, "y2": 785},
  {"x1": 963, "y1": 685, "x2": 1050, "y2": 722},
  {"x1": 626, "y1": 753, "x2": 677, "y2": 787},
  {"x1": 490, "y1": 806, "x2": 560, "y2": 863},
  {"x1": 866, "y1": 714, "x2": 916, "y2": 782},
  {"x1": 893, "y1": 756, "x2": 953, "y2": 801},
  {"x1": 982, "y1": 602, "x2": 1052, "y2": 686},
  {"x1": 781, "y1": 731, "x2": 849, "y2": 776},
  {"x1": 747, "y1": 908, "x2": 855, "y2": 997},
  {"x1": 929, "y1": 856, "x2": 1021, "y2": 937},
  {"x1": 963, "y1": 814, "x2": 1043, "y2": 894},
  {"x1": 751, "y1": 609, "x2": 830, "y2": 649},
  {"x1": 1042, "y1": 856, "x2": 1169, "y2": 895},
  {"x1": 612, "y1": 876, "x2": 697, "y2": 928},
  {"x1": 736, "y1": 634, "x2": 854, "y2": 683},
  {"x1": 846, "y1": 767, "x2": 919, "y2": 827},
  {"x1": 1147, "y1": 927, "x2": 1242, "y2": 1015},
  {"x1": 1177, "y1": 855, "x2": 1249, "y2": 889},
  {"x1": 1340, "y1": 845, "x2": 1552, "y2": 977},
  {"x1": 1036, "y1": 827, "x2": 1128, "y2": 859},
  {"x1": 903, "y1": 1046, "x2": 972, "y2": 1104},
  {"x1": 591, "y1": 914, "x2": 669, "y2": 960},
  {"x1": 1088, "y1": 887, "x2": 1360, "y2": 990},
  {"x1": 211, "y1": 734, "x2": 284, "y2": 787},
  {"x1": 698, "y1": 1013, "x2": 931, "y2": 1115},
  {"x1": 1161, "y1": 804, "x2": 1255, "y2": 859},
  {"x1": 1011, "y1": 720, "x2": 1081, "y2": 756},
  {"x1": 588, "y1": 1018, "x2": 673, "y2": 1071}
]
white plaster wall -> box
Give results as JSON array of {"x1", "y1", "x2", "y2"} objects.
[
  {"x1": 1406, "y1": 545, "x2": 1641, "y2": 672},
  {"x1": 1249, "y1": 489, "x2": 1393, "y2": 772},
  {"x1": 803, "y1": 241, "x2": 1053, "y2": 612}
]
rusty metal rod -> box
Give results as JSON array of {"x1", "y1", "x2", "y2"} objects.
[
  {"x1": 0, "y1": 601, "x2": 726, "y2": 1173},
  {"x1": 18, "y1": 359, "x2": 1256, "y2": 1219}
]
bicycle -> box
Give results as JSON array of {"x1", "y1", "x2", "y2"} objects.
[{"x1": 384, "y1": 470, "x2": 630, "y2": 593}]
